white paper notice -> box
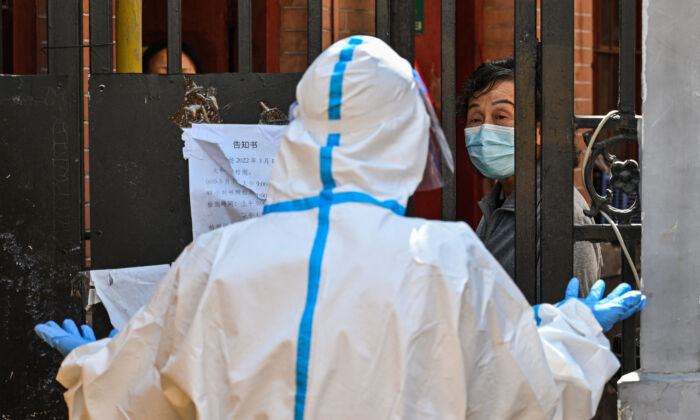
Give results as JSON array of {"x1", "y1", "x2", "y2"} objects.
[
  {"x1": 91, "y1": 264, "x2": 170, "y2": 330},
  {"x1": 182, "y1": 124, "x2": 286, "y2": 238}
]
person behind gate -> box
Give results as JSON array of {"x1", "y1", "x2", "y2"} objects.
[
  {"x1": 34, "y1": 36, "x2": 645, "y2": 419},
  {"x1": 461, "y1": 56, "x2": 603, "y2": 295}
]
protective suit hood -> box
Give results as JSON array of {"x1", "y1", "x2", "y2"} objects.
[{"x1": 267, "y1": 36, "x2": 429, "y2": 207}]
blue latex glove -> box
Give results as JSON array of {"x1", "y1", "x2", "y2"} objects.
[
  {"x1": 534, "y1": 278, "x2": 646, "y2": 332},
  {"x1": 34, "y1": 319, "x2": 96, "y2": 356},
  {"x1": 568, "y1": 278, "x2": 646, "y2": 331}
]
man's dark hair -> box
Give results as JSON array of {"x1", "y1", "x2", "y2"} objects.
[
  {"x1": 142, "y1": 41, "x2": 203, "y2": 73},
  {"x1": 458, "y1": 57, "x2": 514, "y2": 119}
]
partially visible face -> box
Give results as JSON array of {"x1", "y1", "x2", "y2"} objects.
[
  {"x1": 465, "y1": 79, "x2": 515, "y2": 128},
  {"x1": 147, "y1": 48, "x2": 197, "y2": 74}
]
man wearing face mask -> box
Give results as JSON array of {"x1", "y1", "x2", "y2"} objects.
[{"x1": 461, "y1": 57, "x2": 602, "y2": 293}]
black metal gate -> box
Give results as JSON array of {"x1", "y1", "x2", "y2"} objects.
[
  {"x1": 514, "y1": 0, "x2": 641, "y2": 374},
  {"x1": 0, "y1": 1, "x2": 83, "y2": 418},
  {"x1": 3, "y1": 0, "x2": 642, "y2": 415},
  {"x1": 87, "y1": 0, "x2": 454, "y2": 270}
]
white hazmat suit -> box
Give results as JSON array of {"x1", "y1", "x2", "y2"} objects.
[{"x1": 58, "y1": 36, "x2": 619, "y2": 419}]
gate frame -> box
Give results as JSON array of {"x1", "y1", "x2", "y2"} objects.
[{"x1": 515, "y1": 0, "x2": 642, "y2": 373}]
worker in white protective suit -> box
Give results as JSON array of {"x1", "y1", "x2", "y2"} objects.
[{"x1": 34, "y1": 36, "x2": 646, "y2": 419}]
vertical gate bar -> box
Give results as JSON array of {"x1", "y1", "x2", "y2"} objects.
[
  {"x1": 389, "y1": 0, "x2": 414, "y2": 214},
  {"x1": 90, "y1": 0, "x2": 113, "y2": 73},
  {"x1": 376, "y1": 0, "x2": 390, "y2": 44},
  {"x1": 0, "y1": 6, "x2": 3, "y2": 73},
  {"x1": 307, "y1": 0, "x2": 322, "y2": 65},
  {"x1": 48, "y1": 0, "x2": 81, "y2": 77},
  {"x1": 237, "y1": 0, "x2": 251, "y2": 73},
  {"x1": 619, "y1": 0, "x2": 637, "y2": 374},
  {"x1": 514, "y1": 0, "x2": 538, "y2": 303},
  {"x1": 441, "y1": 0, "x2": 456, "y2": 221},
  {"x1": 620, "y1": 240, "x2": 638, "y2": 373},
  {"x1": 390, "y1": 0, "x2": 414, "y2": 62},
  {"x1": 540, "y1": 0, "x2": 574, "y2": 302},
  {"x1": 167, "y1": 0, "x2": 182, "y2": 74},
  {"x1": 618, "y1": 0, "x2": 635, "y2": 118},
  {"x1": 47, "y1": 0, "x2": 83, "y2": 266}
]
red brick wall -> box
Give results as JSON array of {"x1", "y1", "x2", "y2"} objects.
[
  {"x1": 278, "y1": 0, "x2": 375, "y2": 73},
  {"x1": 574, "y1": 0, "x2": 594, "y2": 115},
  {"x1": 279, "y1": 0, "x2": 310, "y2": 72},
  {"x1": 573, "y1": 0, "x2": 595, "y2": 200},
  {"x1": 482, "y1": 0, "x2": 514, "y2": 62},
  {"x1": 333, "y1": 0, "x2": 375, "y2": 40}
]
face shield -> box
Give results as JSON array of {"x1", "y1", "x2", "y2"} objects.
[{"x1": 412, "y1": 69, "x2": 455, "y2": 191}]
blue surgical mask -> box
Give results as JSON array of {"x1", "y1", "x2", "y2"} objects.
[{"x1": 464, "y1": 123, "x2": 515, "y2": 179}]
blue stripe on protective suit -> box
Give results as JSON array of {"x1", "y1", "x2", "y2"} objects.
[
  {"x1": 293, "y1": 36, "x2": 363, "y2": 420},
  {"x1": 263, "y1": 192, "x2": 406, "y2": 216},
  {"x1": 294, "y1": 202, "x2": 330, "y2": 420},
  {"x1": 320, "y1": 134, "x2": 340, "y2": 190},
  {"x1": 328, "y1": 37, "x2": 363, "y2": 120}
]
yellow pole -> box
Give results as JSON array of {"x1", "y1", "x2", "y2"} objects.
[{"x1": 116, "y1": 0, "x2": 142, "y2": 73}]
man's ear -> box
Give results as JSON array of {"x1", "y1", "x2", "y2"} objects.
[{"x1": 536, "y1": 122, "x2": 542, "y2": 145}]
